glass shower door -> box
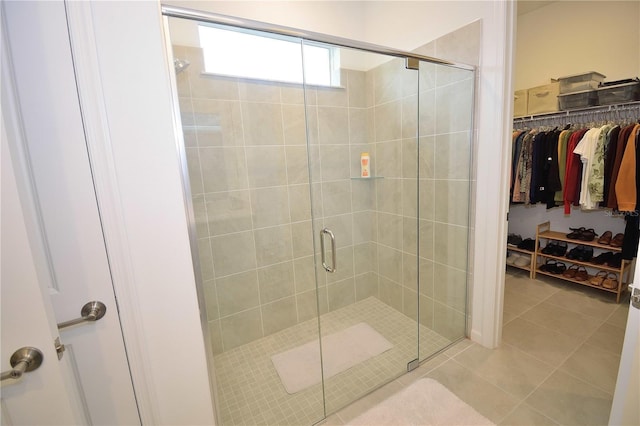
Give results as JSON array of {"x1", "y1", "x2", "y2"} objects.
[
  {"x1": 303, "y1": 43, "x2": 421, "y2": 414},
  {"x1": 166, "y1": 18, "x2": 326, "y2": 426}
]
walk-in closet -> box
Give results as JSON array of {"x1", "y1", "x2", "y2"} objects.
[{"x1": 502, "y1": 2, "x2": 639, "y2": 421}]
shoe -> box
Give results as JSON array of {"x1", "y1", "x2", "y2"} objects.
[
  {"x1": 597, "y1": 231, "x2": 612, "y2": 245},
  {"x1": 610, "y1": 233, "x2": 624, "y2": 248},
  {"x1": 506, "y1": 252, "x2": 520, "y2": 265},
  {"x1": 566, "y1": 245, "x2": 585, "y2": 260},
  {"x1": 591, "y1": 252, "x2": 614, "y2": 265},
  {"x1": 563, "y1": 264, "x2": 580, "y2": 278},
  {"x1": 577, "y1": 246, "x2": 594, "y2": 262},
  {"x1": 517, "y1": 238, "x2": 536, "y2": 251},
  {"x1": 606, "y1": 253, "x2": 623, "y2": 268},
  {"x1": 539, "y1": 259, "x2": 557, "y2": 273},
  {"x1": 551, "y1": 262, "x2": 567, "y2": 275},
  {"x1": 514, "y1": 255, "x2": 531, "y2": 267},
  {"x1": 541, "y1": 241, "x2": 558, "y2": 255},
  {"x1": 553, "y1": 241, "x2": 568, "y2": 256},
  {"x1": 602, "y1": 273, "x2": 619, "y2": 289},
  {"x1": 579, "y1": 228, "x2": 597, "y2": 241},
  {"x1": 507, "y1": 233, "x2": 523, "y2": 246},
  {"x1": 574, "y1": 266, "x2": 588, "y2": 281},
  {"x1": 566, "y1": 227, "x2": 586, "y2": 239},
  {"x1": 589, "y1": 270, "x2": 608, "y2": 286}
]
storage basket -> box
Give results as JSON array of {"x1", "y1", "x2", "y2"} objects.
[
  {"x1": 527, "y1": 83, "x2": 560, "y2": 114},
  {"x1": 558, "y1": 71, "x2": 606, "y2": 94},
  {"x1": 596, "y1": 80, "x2": 640, "y2": 105},
  {"x1": 514, "y1": 89, "x2": 528, "y2": 116},
  {"x1": 558, "y1": 89, "x2": 598, "y2": 110}
]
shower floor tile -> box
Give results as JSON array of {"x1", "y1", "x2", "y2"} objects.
[{"x1": 212, "y1": 296, "x2": 453, "y2": 426}]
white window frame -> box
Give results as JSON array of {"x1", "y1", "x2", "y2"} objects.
[{"x1": 198, "y1": 24, "x2": 341, "y2": 87}]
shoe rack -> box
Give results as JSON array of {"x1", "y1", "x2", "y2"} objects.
[
  {"x1": 506, "y1": 245, "x2": 534, "y2": 278},
  {"x1": 533, "y1": 222, "x2": 632, "y2": 303}
]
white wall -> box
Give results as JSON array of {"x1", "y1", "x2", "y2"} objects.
[{"x1": 515, "y1": 0, "x2": 640, "y2": 90}]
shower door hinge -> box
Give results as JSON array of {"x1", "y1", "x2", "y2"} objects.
[
  {"x1": 407, "y1": 358, "x2": 419, "y2": 372},
  {"x1": 630, "y1": 284, "x2": 640, "y2": 310},
  {"x1": 405, "y1": 57, "x2": 419, "y2": 70}
]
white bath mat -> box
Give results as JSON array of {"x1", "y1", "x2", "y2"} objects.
[
  {"x1": 271, "y1": 322, "x2": 393, "y2": 394},
  {"x1": 347, "y1": 378, "x2": 495, "y2": 425}
]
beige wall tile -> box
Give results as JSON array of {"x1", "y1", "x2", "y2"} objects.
[
  {"x1": 262, "y1": 296, "x2": 297, "y2": 335},
  {"x1": 245, "y1": 146, "x2": 287, "y2": 188},
  {"x1": 355, "y1": 272, "x2": 378, "y2": 301},
  {"x1": 216, "y1": 270, "x2": 260, "y2": 317},
  {"x1": 250, "y1": 186, "x2": 290, "y2": 228},
  {"x1": 241, "y1": 102, "x2": 284, "y2": 145},
  {"x1": 220, "y1": 308, "x2": 263, "y2": 350},
  {"x1": 254, "y1": 225, "x2": 293, "y2": 267},
  {"x1": 211, "y1": 231, "x2": 257, "y2": 276},
  {"x1": 200, "y1": 147, "x2": 249, "y2": 192},
  {"x1": 327, "y1": 277, "x2": 356, "y2": 311},
  {"x1": 205, "y1": 190, "x2": 252, "y2": 236},
  {"x1": 258, "y1": 261, "x2": 295, "y2": 304}
]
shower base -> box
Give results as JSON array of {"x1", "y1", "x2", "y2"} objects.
[{"x1": 212, "y1": 296, "x2": 452, "y2": 426}]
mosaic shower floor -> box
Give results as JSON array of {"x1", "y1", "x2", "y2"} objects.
[{"x1": 212, "y1": 296, "x2": 453, "y2": 425}]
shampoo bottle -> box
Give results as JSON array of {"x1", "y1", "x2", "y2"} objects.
[{"x1": 360, "y1": 152, "x2": 370, "y2": 178}]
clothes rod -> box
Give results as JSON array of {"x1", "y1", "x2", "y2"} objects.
[{"x1": 513, "y1": 101, "x2": 640, "y2": 129}]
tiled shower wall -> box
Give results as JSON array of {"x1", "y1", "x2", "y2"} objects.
[
  {"x1": 175, "y1": 45, "x2": 383, "y2": 353},
  {"x1": 174, "y1": 24, "x2": 475, "y2": 353}
]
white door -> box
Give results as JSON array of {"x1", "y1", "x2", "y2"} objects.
[
  {"x1": 1, "y1": 82, "x2": 83, "y2": 426},
  {"x1": 609, "y1": 282, "x2": 640, "y2": 425},
  {"x1": 2, "y1": 1, "x2": 140, "y2": 424}
]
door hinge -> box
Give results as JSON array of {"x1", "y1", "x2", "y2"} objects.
[
  {"x1": 54, "y1": 337, "x2": 66, "y2": 360},
  {"x1": 630, "y1": 284, "x2": 640, "y2": 310},
  {"x1": 407, "y1": 358, "x2": 419, "y2": 372}
]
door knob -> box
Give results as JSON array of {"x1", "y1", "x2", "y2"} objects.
[{"x1": 0, "y1": 347, "x2": 44, "y2": 381}]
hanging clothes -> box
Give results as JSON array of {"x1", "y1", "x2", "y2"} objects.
[
  {"x1": 563, "y1": 129, "x2": 588, "y2": 214},
  {"x1": 543, "y1": 129, "x2": 562, "y2": 209},
  {"x1": 607, "y1": 124, "x2": 636, "y2": 209},
  {"x1": 554, "y1": 130, "x2": 572, "y2": 204},
  {"x1": 615, "y1": 124, "x2": 640, "y2": 212},
  {"x1": 587, "y1": 124, "x2": 614, "y2": 204},
  {"x1": 602, "y1": 126, "x2": 621, "y2": 207},
  {"x1": 574, "y1": 127, "x2": 603, "y2": 210}
]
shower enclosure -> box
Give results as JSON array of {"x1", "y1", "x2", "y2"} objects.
[{"x1": 163, "y1": 6, "x2": 474, "y2": 425}]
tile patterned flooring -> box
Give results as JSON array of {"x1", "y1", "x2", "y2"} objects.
[
  {"x1": 212, "y1": 296, "x2": 453, "y2": 425},
  {"x1": 324, "y1": 268, "x2": 630, "y2": 426}
]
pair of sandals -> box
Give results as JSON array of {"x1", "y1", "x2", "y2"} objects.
[
  {"x1": 541, "y1": 241, "x2": 568, "y2": 256},
  {"x1": 563, "y1": 265, "x2": 588, "y2": 281},
  {"x1": 596, "y1": 231, "x2": 625, "y2": 247},
  {"x1": 539, "y1": 260, "x2": 566, "y2": 275},
  {"x1": 589, "y1": 271, "x2": 619, "y2": 289},
  {"x1": 566, "y1": 227, "x2": 597, "y2": 241}
]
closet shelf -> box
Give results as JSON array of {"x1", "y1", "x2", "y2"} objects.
[
  {"x1": 538, "y1": 230, "x2": 623, "y2": 252},
  {"x1": 536, "y1": 252, "x2": 630, "y2": 274},
  {"x1": 513, "y1": 100, "x2": 640, "y2": 122},
  {"x1": 534, "y1": 269, "x2": 620, "y2": 294}
]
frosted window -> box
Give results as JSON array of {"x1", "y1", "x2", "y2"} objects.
[{"x1": 198, "y1": 25, "x2": 339, "y2": 87}]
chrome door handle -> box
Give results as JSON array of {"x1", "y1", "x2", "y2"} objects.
[
  {"x1": 1, "y1": 347, "x2": 44, "y2": 382},
  {"x1": 57, "y1": 301, "x2": 106, "y2": 330},
  {"x1": 320, "y1": 228, "x2": 337, "y2": 273}
]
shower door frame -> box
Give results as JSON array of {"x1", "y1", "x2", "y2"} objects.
[{"x1": 161, "y1": 4, "x2": 476, "y2": 423}]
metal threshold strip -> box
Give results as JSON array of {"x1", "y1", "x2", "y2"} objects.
[{"x1": 160, "y1": 4, "x2": 476, "y2": 71}]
